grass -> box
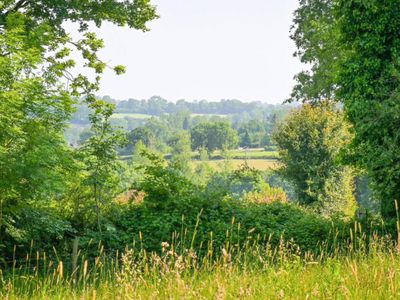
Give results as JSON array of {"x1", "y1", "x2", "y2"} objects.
[
  {"x1": 210, "y1": 149, "x2": 279, "y2": 160},
  {"x1": 3, "y1": 230, "x2": 400, "y2": 299},
  {"x1": 190, "y1": 159, "x2": 278, "y2": 171},
  {"x1": 122, "y1": 148, "x2": 280, "y2": 169}
]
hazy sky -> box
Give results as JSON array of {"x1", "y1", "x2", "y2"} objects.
[{"x1": 78, "y1": 0, "x2": 303, "y2": 103}]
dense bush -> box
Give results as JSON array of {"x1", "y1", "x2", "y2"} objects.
[
  {"x1": 111, "y1": 200, "x2": 342, "y2": 255},
  {"x1": 1, "y1": 205, "x2": 74, "y2": 265},
  {"x1": 86, "y1": 155, "x2": 349, "y2": 256}
]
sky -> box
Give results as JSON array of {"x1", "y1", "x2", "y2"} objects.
[{"x1": 74, "y1": 0, "x2": 303, "y2": 104}]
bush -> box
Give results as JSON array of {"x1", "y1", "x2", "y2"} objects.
[
  {"x1": 1, "y1": 205, "x2": 74, "y2": 265},
  {"x1": 110, "y1": 199, "x2": 344, "y2": 256},
  {"x1": 244, "y1": 184, "x2": 288, "y2": 204},
  {"x1": 97, "y1": 156, "x2": 347, "y2": 256}
]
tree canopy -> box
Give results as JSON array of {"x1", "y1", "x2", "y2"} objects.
[
  {"x1": 0, "y1": 0, "x2": 157, "y2": 244},
  {"x1": 291, "y1": 0, "x2": 400, "y2": 219},
  {"x1": 191, "y1": 122, "x2": 239, "y2": 153}
]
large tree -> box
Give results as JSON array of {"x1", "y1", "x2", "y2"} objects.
[
  {"x1": 336, "y1": 0, "x2": 400, "y2": 219},
  {"x1": 290, "y1": 0, "x2": 400, "y2": 220},
  {"x1": 0, "y1": 1, "x2": 157, "y2": 243}
]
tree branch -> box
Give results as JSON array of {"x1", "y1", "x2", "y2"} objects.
[{"x1": 2, "y1": 0, "x2": 31, "y2": 19}]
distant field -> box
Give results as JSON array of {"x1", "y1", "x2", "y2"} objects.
[
  {"x1": 190, "y1": 159, "x2": 278, "y2": 171},
  {"x1": 112, "y1": 113, "x2": 230, "y2": 119},
  {"x1": 211, "y1": 149, "x2": 279, "y2": 160},
  {"x1": 111, "y1": 113, "x2": 154, "y2": 119},
  {"x1": 190, "y1": 113, "x2": 229, "y2": 118},
  {"x1": 189, "y1": 149, "x2": 279, "y2": 160},
  {"x1": 122, "y1": 149, "x2": 280, "y2": 170}
]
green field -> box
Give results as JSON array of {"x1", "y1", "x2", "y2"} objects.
[
  {"x1": 122, "y1": 149, "x2": 280, "y2": 169},
  {"x1": 111, "y1": 113, "x2": 154, "y2": 119},
  {"x1": 209, "y1": 149, "x2": 279, "y2": 160},
  {"x1": 191, "y1": 159, "x2": 278, "y2": 171}
]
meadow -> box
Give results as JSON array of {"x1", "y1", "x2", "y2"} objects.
[
  {"x1": 121, "y1": 148, "x2": 280, "y2": 171},
  {"x1": 3, "y1": 228, "x2": 400, "y2": 299},
  {"x1": 208, "y1": 149, "x2": 279, "y2": 160},
  {"x1": 190, "y1": 159, "x2": 278, "y2": 171}
]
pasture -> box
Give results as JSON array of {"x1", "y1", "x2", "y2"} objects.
[{"x1": 191, "y1": 159, "x2": 278, "y2": 171}]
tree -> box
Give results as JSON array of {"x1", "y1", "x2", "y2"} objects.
[
  {"x1": 273, "y1": 103, "x2": 356, "y2": 217},
  {"x1": 126, "y1": 126, "x2": 156, "y2": 153},
  {"x1": 290, "y1": 0, "x2": 400, "y2": 220},
  {"x1": 191, "y1": 122, "x2": 238, "y2": 152},
  {"x1": 80, "y1": 100, "x2": 126, "y2": 233},
  {"x1": 335, "y1": 0, "x2": 400, "y2": 220},
  {"x1": 240, "y1": 130, "x2": 252, "y2": 148},
  {"x1": 183, "y1": 117, "x2": 190, "y2": 130},
  {"x1": 289, "y1": 0, "x2": 342, "y2": 103},
  {"x1": 168, "y1": 131, "x2": 191, "y2": 156},
  {"x1": 0, "y1": 1, "x2": 157, "y2": 246},
  {"x1": 167, "y1": 131, "x2": 192, "y2": 173},
  {"x1": 131, "y1": 140, "x2": 150, "y2": 166}
]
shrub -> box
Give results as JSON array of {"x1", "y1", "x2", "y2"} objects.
[
  {"x1": 244, "y1": 184, "x2": 288, "y2": 204},
  {"x1": 110, "y1": 200, "x2": 343, "y2": 256},
  {"x1": 75, "y1": 154, "x2": 350, "y2": 261}
]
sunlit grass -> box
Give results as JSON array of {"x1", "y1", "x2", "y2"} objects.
[
  {"x1": 2, "y1": 221, "x2": 400, "y2": 299},
  {"x1": 190, "y1": 159, "x2": 278, "y2": 171}
]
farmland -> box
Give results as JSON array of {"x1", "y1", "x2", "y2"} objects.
[
  {"x1": 190, "y1": 159, "x2": 278, "y2": 171},
  {"x1": 122, "y1": 148, "x2": 280, "y2": 171}
]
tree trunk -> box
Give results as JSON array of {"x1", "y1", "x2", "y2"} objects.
[{"x1": 71, "y1": 236, "x2": 79, "y2": 283}]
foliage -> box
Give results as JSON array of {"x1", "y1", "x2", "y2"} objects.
[
  {"x1": 70, "y1": 97, "x2": 289, "y2": 154},
  {"x1": 93, "y1": 156, "x2": 342, "y2": 254},
  {"x1": 205, "y1": 165, "x2": 265, "y2": 200},
  {"x1": 273, "y1": 103, "x2": 356, "y2": 217},
  {"x1": 132, "y1": 152, "x2": 198, "y2": 209},
  {"x1": 289, "y1": 0, "x2": 342, "y2": 103},
  {"x1": 244, "y1": 184, "x2": 288, "y2": 204},
  {"x1": 167, "y1": 131, "x2": 192, "y2": 174},
  {"x1": 290, "y1": 0, "x2": 400, "y2": 221},
  {"x1": 167, "y1": 131, "x2": 191, "y2": 159},
  {"x1": 0, "y1": 203, "x2": 74, "y2": 264},
  {"x1": 236, "y1": 115, "x2": 277, "y2": 148},
  {"x1": 336, "y1": 0, "x2": 400, "y2": 220},
  {"x1": 125, "y1": 126, "x2": 156, "y2": 154},
  {"x1": 102, "y1": 96, "x2": 291, "y2": 116},
  {"x1": 79, "y1": 100, "x2": 126, "y2": 233},
  {"x1": 0, "y1": 11, "x2": 77, "y2": 248},
  {"x1": 0, "y1": 0, "x2": 157, "y2": 253}
]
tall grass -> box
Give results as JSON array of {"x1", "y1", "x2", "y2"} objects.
[{"x1": 2, "y1": 219, "x2": 400, "y2": 299}]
